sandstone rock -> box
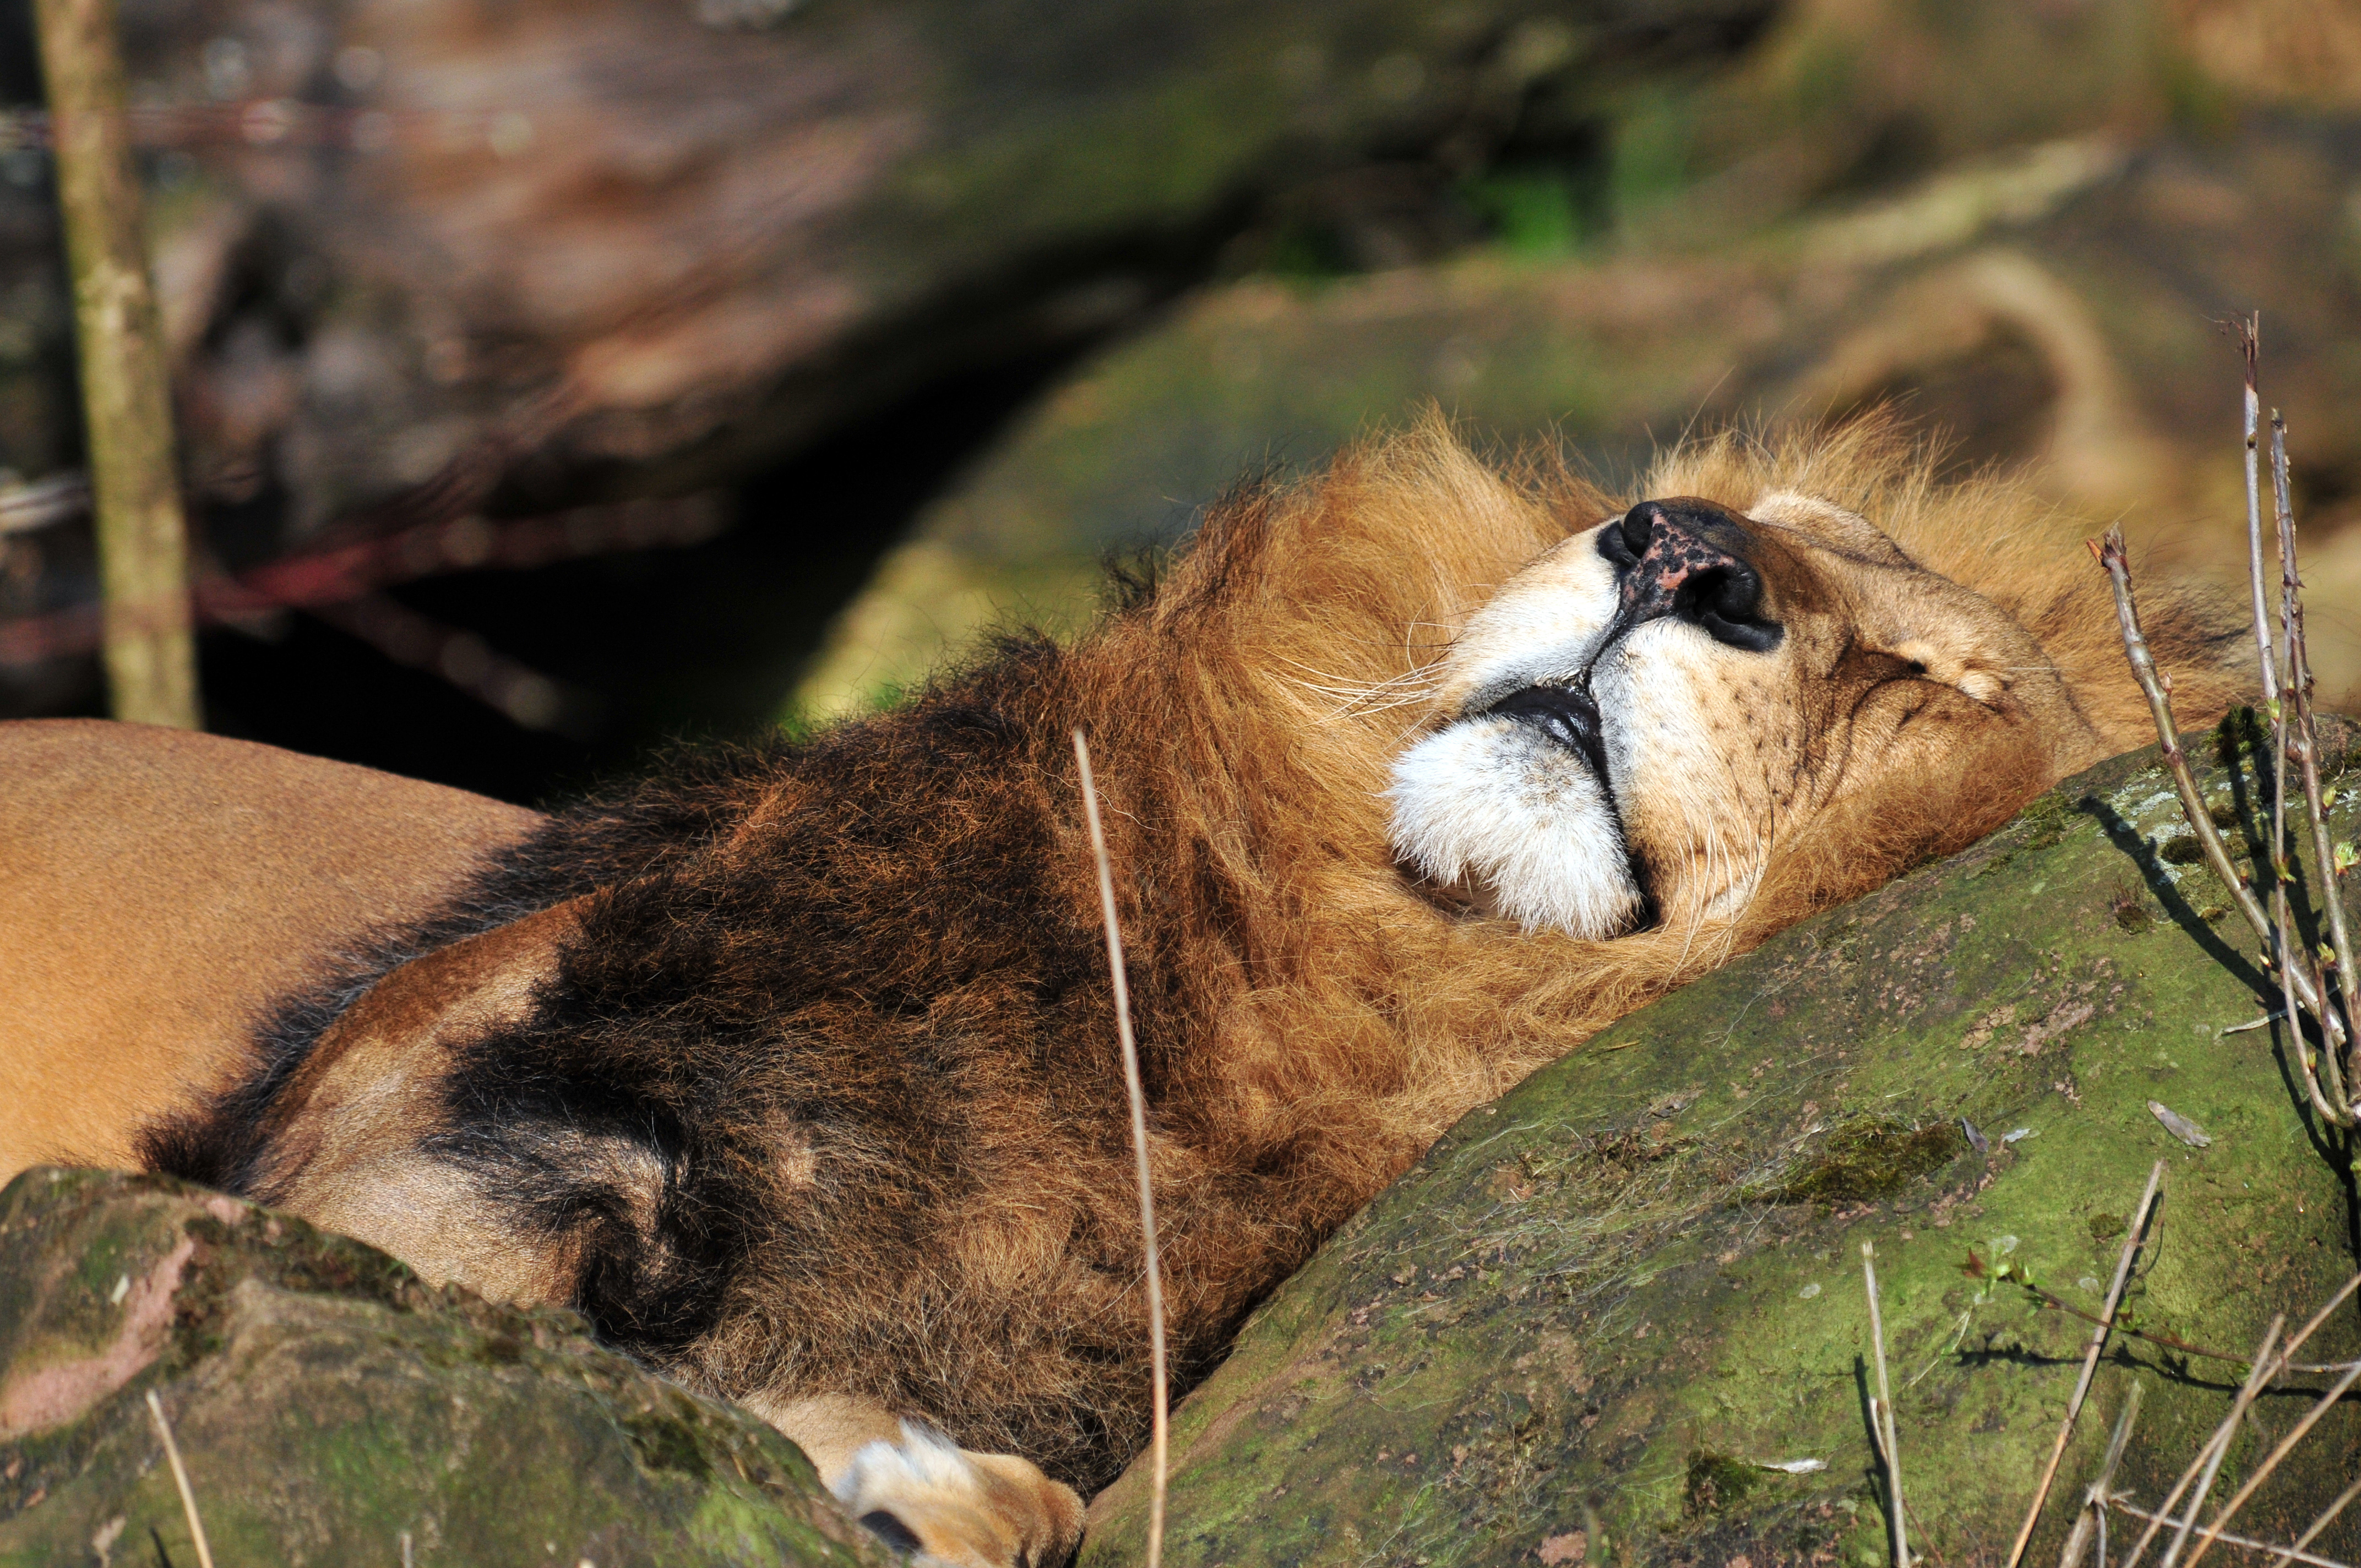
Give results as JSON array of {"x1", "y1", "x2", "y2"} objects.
[
  {"x1": 1082, "y1": 718, "x2": 2361, "y2": 1566},
  {"x1": 0, "y1": 1168, "x2": 889, "y2": 1567}
]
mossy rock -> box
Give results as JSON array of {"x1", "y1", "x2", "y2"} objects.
[
  {"x1": 1085, "y1": 716, "x2": 2361, "y2": 1567},
  {"x1": 0, "y1": 1169, "x2": 889, "y2": 1568}
]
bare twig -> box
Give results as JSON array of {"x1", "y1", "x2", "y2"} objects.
[
  {"x1": 2157, "y1": 1316, "x2": 2284, "y2": 1568},
  {"x1": 2117, "y1": 1271, "x2": 2361, "y2": 1568},
  {"x1": 2271, "y1": 412, "x2": 2359, "y2": 1106},
  {"x1": 2267, "y1": 1473, "x2": 2361, "y2": 1568},
  {"x1": 2107, "y1": 1501, "x2": 2354, "y2": 1568},
  {"x1": 2058, "y1": 1381, "x2": 2143, "y2": 1568},
  {"x1": 2012, "y1": 1276, "x2": 2359, "y2": 1376},
  {"x1": 1073, "y1": 728, "x2": 1170, "y2": 1568},
  {"x1": 143, "y1": 1389, "x2": 215, "y2": 1568},
  {"x1": 2007, "y1": 1161, "x2": 2166, "y2": 1568},
  {"x1": 1864, "y1": 1241, "x2": 1909, "y2": 1568},
  {"x1": 2238, "y1": 315, "x2": 2278, "y2": 712}
]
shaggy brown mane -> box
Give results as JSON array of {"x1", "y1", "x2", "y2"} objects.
[{"x1": 144, "y1": 413, "x2": 2240, "y2": 1493}]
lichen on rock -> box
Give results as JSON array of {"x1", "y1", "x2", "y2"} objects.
[
  {"x1": 1084, "y1": 717, "x2": 2360, "y2": 1567},
  {"x1": 0, "y1": 1169, "x2": 888, "y2": 1567}
]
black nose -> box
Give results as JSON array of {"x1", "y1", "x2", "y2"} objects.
[{"x1": 1595, "y1": 497, "x2": 1782, "y2": 652}]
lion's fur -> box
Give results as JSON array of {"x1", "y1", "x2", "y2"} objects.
[{"x1": 143, "y1": 413, "x2": 2240, "y2": 1493}]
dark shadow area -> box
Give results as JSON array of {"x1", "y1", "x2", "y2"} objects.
[
  {"x1": 2076, "y1": 797, "x2": 2268, "y2": 995},
  {"x1": 188, "y1": 345, "x2": 1096, "y2": 805}
]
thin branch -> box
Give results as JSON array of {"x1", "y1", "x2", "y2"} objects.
[
  {"x1": 2237, "y1": 314, "x2": 2278, "y2": 711},
  {"x1": 2058, "y1": 1381, "x2": 2142, "y2": 1568},
  {"x1": 2108, "y1": 1501, "x2": 2353, "y2": 1568},
  {"x1": 1864, "y1": 1241, "x2": 1910, "y2": 1568},
  {"x1": 144, "y1": 1389, "x2": 216, "y2": 1568},
  {"x1": 2271, "y1": 412, "x2": 2359, "y2": 1103},
  {"x1": 2015, "y1": 1276, "x2": 2359, "y2": 1376},
  {"x1": 2122, "y1": 1270, "x2": 2361, "y2": 1568},
  {"x1": 1073, "y1": 728, "x2": 1170, "y2": 1568},
  {"x1": 2008, "y1": 1161, "x2": 2166, "y2": 1568},
  {"x1": 35, "y1": 0, "x2": 199, "y2": 726},
  {"x1": 2091, "y1": 530, "x2": 2347, "y2": 1070}
]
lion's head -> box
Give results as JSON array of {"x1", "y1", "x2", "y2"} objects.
[{"x1": 1374, "y1": 419, "x2": 2242, "y2": 946}]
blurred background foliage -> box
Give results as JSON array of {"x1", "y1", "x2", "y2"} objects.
[{"x1": 1, "y1": 0, "x2": 2355, "y2": 799}]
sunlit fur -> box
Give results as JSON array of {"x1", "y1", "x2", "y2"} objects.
[
  {"x1": 1381, "y1": 422, "x2": 2219, "y2": 949},
  {"x1": 144, "y1": 411, "x2": 2242, "y2": 1521}
]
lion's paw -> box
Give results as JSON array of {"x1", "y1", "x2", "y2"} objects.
[{"x1": 831, "y1": 1422, "x2": 1084, "y2": 1568}]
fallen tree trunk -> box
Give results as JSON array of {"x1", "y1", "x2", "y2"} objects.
[{"x1": 0, "y1": 0, "x2": 1771, "y2": 537}]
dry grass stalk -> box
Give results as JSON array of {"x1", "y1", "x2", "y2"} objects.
[
  {"x1": 2058, "y1": 1382, "x2": 2144, "y2": 1568},
  {"x1": 2107, "y1": 1502, "x2": 2353, "y2": 1568},
  {"x1": 2152, "y1": 1316, "x2": 2286, "y2": 1568},
  {"x1": 2181, "y1": 1357, "x2": 2361, "y2": 1568},
  {"x1": 2267, "y1": 1474, "x2": 2361, "y2": 1568},
  {"x1": 1863, "y1": 1240, "x2": 1910, "y2": 1567},
  {"x1": 2112, "y1": 1270, "x2": 2361, "y2": 1568},
  {"x1": 1072, "y1": 728, "x2": 1171, "y2": 1568},
  {"x1": 2006, "y1": 1160, "x2": 2166, "y2": 1568},
  {"x1": 143, "y1": 1389, "x2": 215, "y2": 1568}
]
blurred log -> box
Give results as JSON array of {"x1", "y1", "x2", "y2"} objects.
[
  {"x1": 1, "y1": 0, "x2": 1770, "y2": 547},
  {"x1": 30, "y1": 0, "x2": 197, "y2": 727}
]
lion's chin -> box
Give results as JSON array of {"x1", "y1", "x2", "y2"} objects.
[{"x1": 1385, "y1": 717, "x2": 1645, "y2": 939}]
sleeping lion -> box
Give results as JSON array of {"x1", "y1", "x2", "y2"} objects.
[{"x1": 0, "y1": 416, "x2": 2236, "y2": 1567}]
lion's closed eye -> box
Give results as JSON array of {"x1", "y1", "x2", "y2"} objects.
[{"x1": 1878, "y1": 638, "x2": 2009, "y2": 707}]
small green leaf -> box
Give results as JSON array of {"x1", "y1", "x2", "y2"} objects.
[{"x1": 2335, "y1": 841, "x2": 2356, "y2": 876}]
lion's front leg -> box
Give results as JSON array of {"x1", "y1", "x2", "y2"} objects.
[{"x1": 750, "y1": 1394, "x2": 1085, "y2": 1568}]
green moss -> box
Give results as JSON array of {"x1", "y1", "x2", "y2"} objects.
[
  {"x1": 2017, "y1": 790, "x2": 2072, "y2": 852},
  {"x1": 1682, "y1": 1451, "x2": 1762, "y2": 1517},
  {"x1": 1770, "y1": 1118, "x2": 1968, "y2": 1205},
  {"x1": 0, "y1": 1173, "x2": 889, "y2": 1567},
  {"x1": 1085, "y1": 728, "x2": 2361, "y2": 1567}
]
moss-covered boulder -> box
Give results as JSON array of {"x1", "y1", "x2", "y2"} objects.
[
  {"x1": 1085, "y1": 718, "x2": 2361, "y2": 1567},
  {"x1": 0, "y1": 1168, "x2": 888, "y2": 1567}
]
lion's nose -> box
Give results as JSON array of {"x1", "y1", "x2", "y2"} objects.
[{"x1": 1597, "y1": 497, "x2": 1783, "y2": 652}]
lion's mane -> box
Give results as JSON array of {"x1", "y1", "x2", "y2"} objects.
[{"x1": 149, "y1": 415, "x2": 2239, "y2": 1490}]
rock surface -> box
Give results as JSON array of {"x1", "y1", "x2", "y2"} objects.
[
  {"x1": 1083, "y1": 718, "x2": 2361, "y2": 1566},
  {"x1": 0, "y1": 1168, "x2": 889, "y2": 1567},
  {"x1": 792, "y1": 0, "x2": 2361, "y2": 718}
]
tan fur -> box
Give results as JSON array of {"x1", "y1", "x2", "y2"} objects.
[
  {"x1": 0, "y1": 720, "x2": 541, "y2": 1183},
  {"x1": 4, "y1": 417, "x2": 2239, "y2": 1568}
]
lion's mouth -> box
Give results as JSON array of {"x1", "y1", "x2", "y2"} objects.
[
  {"x1": 1481, "y1": 682, "x2": 1610, "y2": 781},
  {"x1": 1477, "y1": 680, "x2": 1659, "y2": 929}
]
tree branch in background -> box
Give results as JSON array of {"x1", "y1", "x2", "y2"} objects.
[{"x1": 33, "y1": 0, "x2": 200, "y2": 727}]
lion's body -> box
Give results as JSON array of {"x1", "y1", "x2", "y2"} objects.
[
  {"x1": 3, "y1": 420, "x2": 2240, "y2": 1556},
  {"x1": 0, "y1": 722, "x2": 538, "y2": 1180}
]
